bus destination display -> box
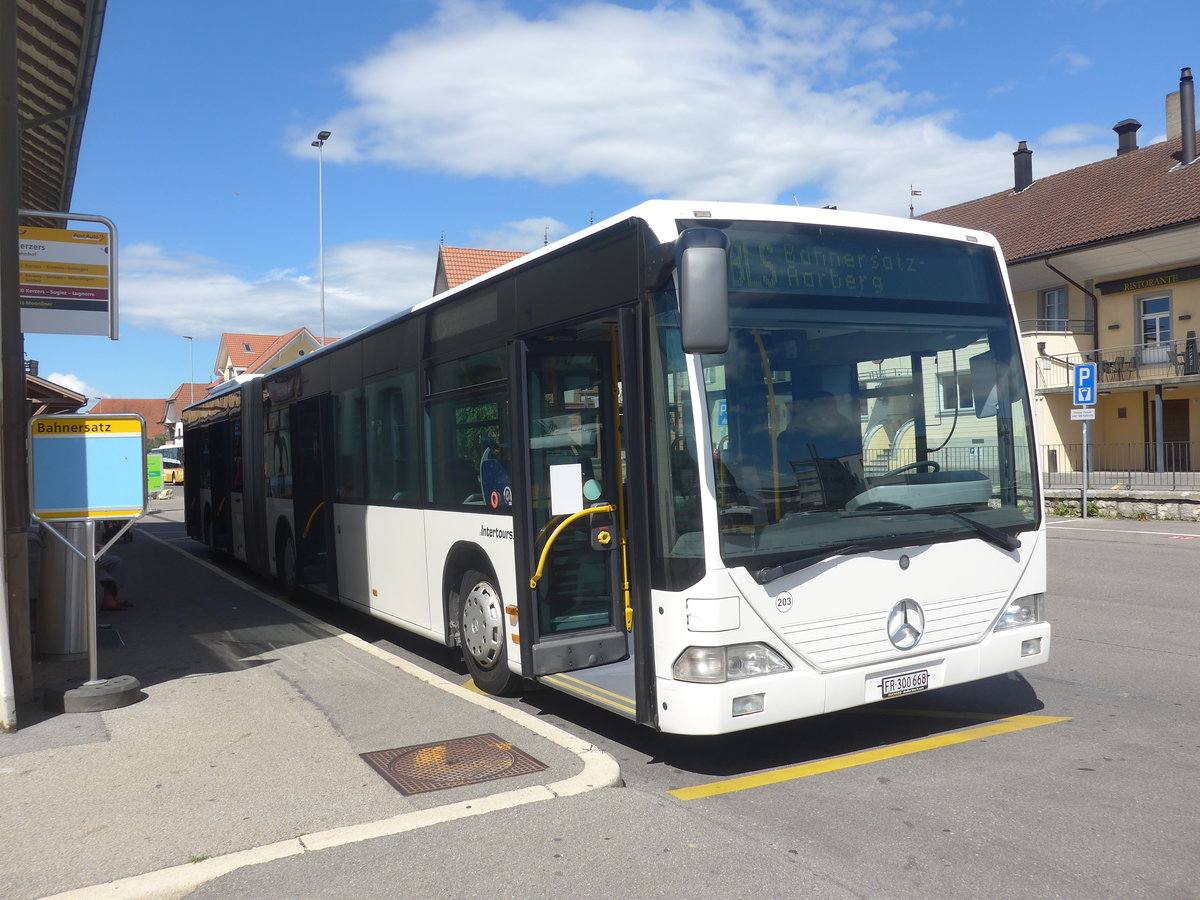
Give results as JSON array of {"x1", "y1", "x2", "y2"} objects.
[{"x1": 717, "y1": 224, "x2": 998, "y2": 304}]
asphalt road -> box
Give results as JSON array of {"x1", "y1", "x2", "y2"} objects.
[{"x1": 152, "y1": 501, "x2": 1200, "y2": 898}]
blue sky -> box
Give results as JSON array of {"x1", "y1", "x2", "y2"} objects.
[{"x1": 24, "y1": 0, "x2": 1198, "y2": 402}]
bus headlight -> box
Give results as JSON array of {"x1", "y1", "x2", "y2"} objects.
[
  {"x1": 994, "y1": 593, "x2": 1044, "y2": 630},
  {"x1": 672, "y1": 643, "x2": 791, "y2": 683}
]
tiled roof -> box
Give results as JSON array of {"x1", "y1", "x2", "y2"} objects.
[
  {"x1": 919, "y1": 135, "x2": 1200, "y2": 262},
  {"x1": 167, "y1": 382, "x2": 217, "y2": 406},
  {"x1": 89, "y1": 398, "x2": 170, "y2": 429},
  {"x1": 243, "y1": 327, "x2": 306, "y2": 373},
  {"x1": 219, "y1": 328, "x2": 336, "y2": 376},
  {"x1": 221, "y1": 332, "x2": 287, "y2": 370},
  {"x1": 438, "y1": 246, "x2": 527, "y2": 290}
]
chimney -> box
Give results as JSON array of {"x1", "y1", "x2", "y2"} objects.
[
  {"x1": 1181, "y1": 67, "x2": 1197, "y2": 166},
  {"x1": 1013, "y1": 141, "x2": 1033, "y2": 192},
  {"x1": 1113, "y1": 119, "x2": 1141, "y2": 155}
]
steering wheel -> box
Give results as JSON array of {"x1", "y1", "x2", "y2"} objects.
[{"x1": 883, "y1": 460, "x2": 941, "y2": 477}]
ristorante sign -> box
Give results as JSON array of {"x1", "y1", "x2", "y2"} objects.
[{"x1": 1097, "y1": 263, "x2": 1200, "y2": 295}]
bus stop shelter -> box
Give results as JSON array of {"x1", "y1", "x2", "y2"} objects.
[{"x1": 2, "y1": 0, "x2": 108, "y2": 730}]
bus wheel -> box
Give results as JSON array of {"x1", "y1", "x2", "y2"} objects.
[
  {"x1": 278, "y1": 530, "x2": 299, "y2": 597},
  {"x1": 457, "y1": 569, "x2": 519, "y2": 695}
]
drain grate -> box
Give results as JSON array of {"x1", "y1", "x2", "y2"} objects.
[{"x1": 360, "y1": 733, "x2": 548, "y2": 795}]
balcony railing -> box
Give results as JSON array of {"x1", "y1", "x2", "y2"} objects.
[
  {"x1": 1033, "y1": 337, "x2": 1200, "y2": 391},
  {"x1": 1040, "y1": 442, "x2": 1200, "y2": 490},
  {"x1": 1018, "y1": 318, "x2": 1093, "y2": 335}
]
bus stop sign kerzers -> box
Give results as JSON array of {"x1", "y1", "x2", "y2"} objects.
[{"x1": 29, "y1": 414, "x2": 146, "y2": 712}]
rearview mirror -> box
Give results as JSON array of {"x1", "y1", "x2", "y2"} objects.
[{"x1": 676, "y1": 227, "x2": 730, "y2": 354}]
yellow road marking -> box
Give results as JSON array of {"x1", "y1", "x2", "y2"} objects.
[
  {"x1": 668, "y1": 714, "x2": 1070, "y2": 801},
  {"x1": 461, "y1": 679, "x2": 487, "y2": 695}
]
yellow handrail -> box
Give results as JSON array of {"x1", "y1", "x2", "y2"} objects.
[
  {"x1": 302, "y1": 501, "x2": 325, "y2": 539},
  {"x1": 529, "y1": 504, "x2": 616, "y2": 589}
]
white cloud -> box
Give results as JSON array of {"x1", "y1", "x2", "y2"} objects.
[
  {"x1": 45, "y1": 372, "x2": 107, "y2": 401},
  {"x1": 294, "y1": 0, "x2": 1107, "y2": 214},
  {"x1": 116, "y1": 240, "x2": 444, "y2": 339},
  {"x1": 1040, "y1": 123, "x2": 1107, "y2": 147},
  {"x1": 1054, "y1": 47, "x2": 1093, "y2": 74}
]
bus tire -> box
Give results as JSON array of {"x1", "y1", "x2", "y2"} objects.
[
  {"x1": 456, "y1": 569, "x2": 519, "y2": 696},
  {"x1": 277, "y1": 528, "x2": 299, "y2": 597}
]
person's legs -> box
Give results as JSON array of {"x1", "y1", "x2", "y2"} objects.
[{"x1": 97, "y1": 553, "x2": 129, "y2": 610}]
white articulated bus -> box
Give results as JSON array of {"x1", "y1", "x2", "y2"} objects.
[{"x1": 183, "y1": 200, "x2": 1049, "y2": 735}]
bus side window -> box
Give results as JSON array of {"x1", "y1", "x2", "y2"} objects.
[
  {"x1": 334, "y1": 388, "x2": 365, "y2": 500},
  {"x1": 425, "y1": 390, "x2": 506, "y2": 507},
  {"x1": 366, "y1": 373, "x2": 418, "y2": 505}
]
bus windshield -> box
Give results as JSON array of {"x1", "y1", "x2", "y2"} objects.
[{"x1": 691, "y1": 221, "x2": 1038, "y2": 578}]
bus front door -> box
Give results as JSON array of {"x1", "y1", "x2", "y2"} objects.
[
  {"x1": 290, "y1": 395, "x2": 338, "y2": 598},
  {"x1": 516, "y1": 339, "x2": 629, "y2": 676}
]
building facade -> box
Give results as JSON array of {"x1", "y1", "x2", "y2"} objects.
[{"x1": 922, "y1": 68, "x2": 1200, "y2": 484}]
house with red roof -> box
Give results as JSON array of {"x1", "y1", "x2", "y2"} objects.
[
  {"x1": 920, "y1": 68, "x2": 1200, "y2": 477},
  {"x1": 213, "y1": 327, "x2": 336, "y2": 384},
  {"x1": 433, "y1": 246, "x2": 527, "y2": 295}
]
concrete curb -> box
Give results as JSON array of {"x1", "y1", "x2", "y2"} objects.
[{"x1": 41, "y1": 529, "x2": 621, "y2": 900}]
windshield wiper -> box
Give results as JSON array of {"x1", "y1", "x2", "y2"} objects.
[
  {"x1": 844, "y1": 505, "x2": 1021, "y2": 552},
  {"x1": 754, "y1": 543, "x2": 872, "y2": 584}
]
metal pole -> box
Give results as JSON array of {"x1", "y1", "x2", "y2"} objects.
[
  {"x1": 1081, "y1": 419, "x2": 1089, "y2": 519},
  {"x1": 1154, "y1": 384, "x2": 1164, "y2": 472},
  {"x1": 318, "y1": 143, "x2": 325, "y2": 345},
  {"x1": 311, "y1": 130, "x2": 331, "y2": 347},
  {"x1": 84, "y1": 520, "x2": 100, "y2": 684}
]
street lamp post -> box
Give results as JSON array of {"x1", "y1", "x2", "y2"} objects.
[{"x1": 311, "y1": 130, "x2": 331, "y2": 346}]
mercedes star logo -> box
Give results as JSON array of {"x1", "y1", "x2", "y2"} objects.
[{"x1": 887, "y1": 599, "x2": 925, "y2": 650}]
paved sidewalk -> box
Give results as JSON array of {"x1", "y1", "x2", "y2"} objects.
[{"x1": 1, "y1": 500, "x2": 619, "y2": 899}]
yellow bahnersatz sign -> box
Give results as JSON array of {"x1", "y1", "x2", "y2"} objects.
[
  {"x1": 32, "y1": 417, "x2": 143, "y2": 437},
  {"x1": 30, "y1": 414, "x2": 147, "y2": 521}
]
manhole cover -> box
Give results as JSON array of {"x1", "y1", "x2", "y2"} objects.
[{"x1": 360, "y1": 733, "x2": 548, "y2": 795}]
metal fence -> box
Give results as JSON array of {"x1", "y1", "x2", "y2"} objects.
[
  {"x1": 1035, "y1": 337, "x2": 1200, "y2": 390},
  {"x1": 860, "y1": 442, "x2": 1200, "y2": 491},
  {"x1": 864, "y1": 445, "x2": 1008, "y2": 488},
  {"x1": 1040, "y1": 442, "x2": 1200, "y2": 490}
]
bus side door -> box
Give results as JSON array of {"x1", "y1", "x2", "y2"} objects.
[{"x1": 514, "y1": 338, "x2": 628, "y2": 675}]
